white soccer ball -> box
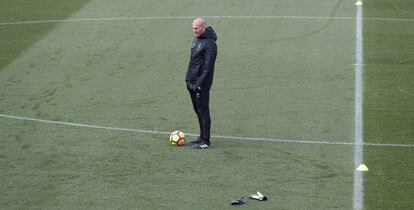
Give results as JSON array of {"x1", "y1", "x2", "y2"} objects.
[{"x1": 169, "y1": 130, "x2": 185, "y2": 146}]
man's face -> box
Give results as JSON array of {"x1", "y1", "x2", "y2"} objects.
[{"x1": 192, "y1": 21, "x2": 205, "y2": 37}]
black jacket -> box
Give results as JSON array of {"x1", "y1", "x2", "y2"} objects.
[{"x1": 185, "y1": 26, "x2": 217, "y2": 90}]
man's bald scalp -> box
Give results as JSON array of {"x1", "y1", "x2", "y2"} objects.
[{"x1": 193, "y1": 17, "x2": 207, "y2": 28}]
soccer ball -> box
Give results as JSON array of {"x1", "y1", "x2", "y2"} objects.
[{"x1": 169, "y1": 130, "x2": 185, "y2": 146}]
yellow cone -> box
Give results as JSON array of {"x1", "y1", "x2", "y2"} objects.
[
  {"x1": 357, "y1": 164, "x2": 369, "y2": 171},
  {"x1": 355, "y1": 0, "x2": 363, "y2": 6}
]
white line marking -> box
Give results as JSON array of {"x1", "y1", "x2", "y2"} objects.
[
  {"x1": 353, "y1": 3, "x2": 364, "y2": 210},
  {"x1": 0, "y1": 114, "x2": 170, "y2": 135},
  {"x1": 1, "y1": 15, "x2": 414, "y2": 26},
  {"x1": 1, "y1": 114, "x2": 413, "y2": 147}
]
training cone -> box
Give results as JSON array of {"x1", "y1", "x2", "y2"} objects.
[
  {"x1": 355, "y1": 0, "x2": 363, "y2": 6},
  {"x1": 357, "y1": 164, "x2": 369, "y2": 171}
]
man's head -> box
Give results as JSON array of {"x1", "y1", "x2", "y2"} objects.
[{"x1": 192, "y1": 17, "x2": 207, "y2": 37}]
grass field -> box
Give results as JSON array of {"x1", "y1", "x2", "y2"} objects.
[{"x1": 0, "y1": 0, "x2": 413, "y2": 209}]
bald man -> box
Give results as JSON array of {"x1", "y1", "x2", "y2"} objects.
[{"x1": 185, "y1": 18, "x2": 217, "y2": 149}]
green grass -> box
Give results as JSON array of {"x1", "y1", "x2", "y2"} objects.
[
  {"x1": 0, "y1": 0, "x2": 413, "y2": 209},
  {"x1": 363, "y1": 0, "x2": 414, "y2": 209},
  {"x1": 0, "y1": 0, "x2": 92, "y2": 71},
  {"x1": 1, "y1": 120, "x2": 354, "y2": 209}
]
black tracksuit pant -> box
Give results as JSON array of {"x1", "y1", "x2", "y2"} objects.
[{"x1": 188, "y1": 87, "x2": 211, "y2": 145}]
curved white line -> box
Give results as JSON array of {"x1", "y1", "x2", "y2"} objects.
[
  {"x1": 1, "y1": 15, "x2": 414, "y2": 26},
  {"x1": 0, "y1": 114, "x2": 412, "y2": 147}
]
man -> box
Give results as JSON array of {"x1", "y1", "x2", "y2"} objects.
[{"x1": 185, "y1": 17, "x2": 217, "y2": 149}]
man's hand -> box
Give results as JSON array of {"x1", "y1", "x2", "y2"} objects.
[{"x1": 188, "y1": 84, "x2": 201, "y2": 92}]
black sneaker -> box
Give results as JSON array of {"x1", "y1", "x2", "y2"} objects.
[
  {"x1": 192, "y1": 143, "x2": 209, "y2": 149},
  {"x1": 189, "y1": 137, "x2": 202, "y2": 144}
]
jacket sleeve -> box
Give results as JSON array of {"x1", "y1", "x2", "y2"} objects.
[
  {"x1": 185, "y1": 57, "x2": 191, "y2": 82},
  {"x1": 195, "y1": 40, "x2": 217, "y2": 87}
]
